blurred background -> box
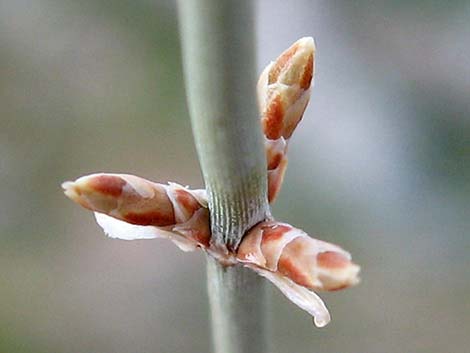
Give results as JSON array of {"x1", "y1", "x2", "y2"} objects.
[{"x1": 1, "y1": 0, "x2": 469, "y2": 352}]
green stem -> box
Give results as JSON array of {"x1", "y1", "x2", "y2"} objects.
[
  {"x1": 177, "y1": 0, "x2": 268, "y2": 250},
  {"x1": 206, "y1": 257, "x2": 268, "y2": 353},
  {"x1": 178, "y1": 1, "x2": 269, "y2": 352}
]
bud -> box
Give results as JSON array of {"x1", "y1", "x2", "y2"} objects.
[
  {"x1": 258, "y1": 37, "x2": 315, "y2": 140},
  {"x1": 258, "y1": 37, "x2": 315, "y2": 202},
  {"x1": 237, "y1": 220, "x2": 360, "y2": 327},
  {"x1": 62, "y1": 173, "x2": 208, "y2": 227},
  {"x1": 62, "y1": 173, "x2": 210, "y2": 248},
  {"x1": 237, "y1": 221, "x2": 360, "y2": 292}
]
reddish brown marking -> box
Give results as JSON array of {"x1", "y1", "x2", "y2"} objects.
[
  {"x1": 278, "y1": 254, "x2": 312, "y2": 289},
  {"x1": 268, "y1": 43, "x2": 299, "y2": 84},
  {"x1": 261, "y1": 224, "x2": 292, "y2": 242},
  {"x1": 191, "y1": 209, "x2": 211, "y2": 247},
  {"x1": 282, "y1": 98, "x2": 309, "y2": 139},
  {"x1": 174, "y1": 189, "x2": 201, "y2": 215},
  {"x1": 276, "y1": 237, "x2": 318, "y2": 289},
  {"x1": 89, "y1": 175, "x2": 125, "y2": 197},
  {"x1": 267, "y1": 151, "x2": 283, "y2": 170},
  {"x1": 317, "y1": 251, "x2": 350, "y2": 269},
  {"x1": 268, "y1": 178, "x2": 278, "y2": 204},
  {"x1": 300, "y1": 53, "x2": 313, "y2": 90},
  {"x1": 267, "y1": 158, "x2": 287, "y2": 203},
  {"x1": 124, "y1": 211, "x2": 175, "y2": 227},
  {"x1": 263, "y1": 94, "x2": 284, "y2": 140},
  {"x1": 327, "y1": 284, "x2": 349, "y2": 291},
  {"x1": 191, "y1": 228, "x2": 211, "y2": 248},
  {"x1": 174, "y1": 209, "x2": 210, "y2": 248},
  {"x1": 147, "y1": 184, "x2": 175, "y2": 220}
]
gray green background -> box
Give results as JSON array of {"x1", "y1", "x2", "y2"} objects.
[{"x1": 1, "y1": 1, "x2": 469, "y2": 352}]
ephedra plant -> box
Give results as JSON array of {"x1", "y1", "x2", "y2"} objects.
[{"x1": 63, "y1": 2, "x2": 360, "y2": 352}]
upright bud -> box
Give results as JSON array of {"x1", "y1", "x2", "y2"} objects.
[
  {"x1": 258, "y1": 37, "x2": 315, "y2": 202},
  {"x1": 258, "y1": 37, "x2": 315, "y2": 140}
]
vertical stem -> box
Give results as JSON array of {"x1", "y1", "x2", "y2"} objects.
[
  {"x1": 177, "y1": 0, "x2": 268, "y2": 250},
  {"x1": 177, "y1": 1, "x2": 269, "y2": 353},
  {"x1": 207, "y1": 257, "x2": 268, "y2": 353}
]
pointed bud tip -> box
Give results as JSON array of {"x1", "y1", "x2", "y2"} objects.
[
  {"x1": 296, "y1": 36, "x2": 315, "y2": 52},
  {"x1": 345, "y1": 262, "x2": 361, "y2": 287},
  {"x1": 61, "y1": 175, "x2": 95, "y2": 199},
  {"x1": 61, "y1": 178, "x2": 96, "y2": 210},
  {"x1": 62, "y1": 181, "x2": 79, "y2": 201}
]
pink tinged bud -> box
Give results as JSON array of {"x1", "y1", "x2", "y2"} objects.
[
  {"x1": 258, "y1": 37, "x2": 315, "y2": 140},
  {"x1": 258, "y1": 38, "x2": 315, "y2": 205},
  {"x1": 236, "y1": 220, "x2": 360, "y2": 326},
  {"x1": 62, "y1": 173, "x2": 210, "y2": 250}
]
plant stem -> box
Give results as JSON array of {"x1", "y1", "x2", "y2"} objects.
[
  {"x1": 178, "y1": 1, "x2": 270, "y2": 352},
  {"x1": 177, "y1": 0, "x2": 268, "y2": 250},
  {"x1": 206, "y1": 257, "x2": 268, "y2": 353}
]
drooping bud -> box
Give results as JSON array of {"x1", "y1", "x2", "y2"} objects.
[
  {"x1": 237, "y1": 221, "x2": 360, "y2": 292},
  {"x1": 237, "y1": 220, "x2": 360, "y2": 327}
]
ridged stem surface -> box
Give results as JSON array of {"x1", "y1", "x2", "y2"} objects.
[
  {"x1": 178, "y1": 0, "x2": 268, "y2": 250},
  {"x1": 178, "y1": 1, "x2": 269, "y2": 353}
]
